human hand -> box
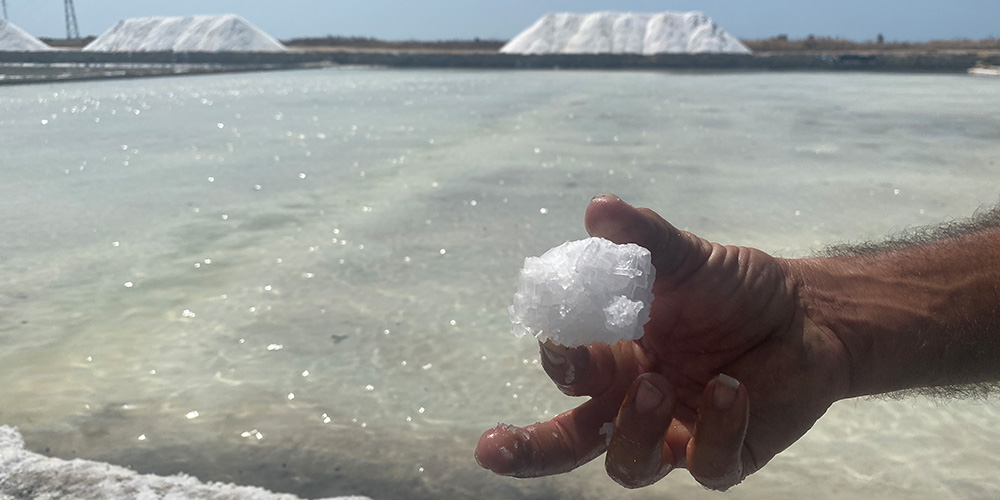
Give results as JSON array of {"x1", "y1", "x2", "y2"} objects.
[{"x1": 476, "y1": 195, "x2": 849, "y2": 490}]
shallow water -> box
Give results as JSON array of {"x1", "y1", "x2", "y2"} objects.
[{"x1": 1, "y1": 68, "x2": 999, "y2": 499}]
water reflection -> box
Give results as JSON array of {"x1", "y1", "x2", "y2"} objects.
[{"x1": 0, "y1": 69, "x2": 999, "y2": 499}]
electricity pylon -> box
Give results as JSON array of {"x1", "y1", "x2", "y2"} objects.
[{"x1": 64, "y1": 0, "x2": 79, "y2": 39}]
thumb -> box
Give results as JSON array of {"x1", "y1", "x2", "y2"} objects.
[{"x1": 585, "y1": 195, "x2": 710, "y2": 280}]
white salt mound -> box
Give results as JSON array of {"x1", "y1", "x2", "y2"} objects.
[
  {"x1": 84, "y1": 14, "x2": 287, "y2": 52},
  {"x1": 0, "y1": 20, "x2": 52, "y2": 51},
  {"x1": 0, "y1": 425, "x2": 370, "y2": 500},
  {"x1": 501, "y1": 11, "x2": 750, "y2": 55},
  {"x1": 509, "y1": 237, "x2": 655, "y2": 347}
]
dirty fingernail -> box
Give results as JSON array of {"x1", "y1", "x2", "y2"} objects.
[
  {"x1": 635, "y1": 379, "x2": 663, "y2": 414},
  {"x1": 592, "y1": 193, "x2": 621, "y2": 201},
  {"x1": 540, "y1": 343, "x2": 567, "y2": 365},
  {"x1": 713, "y1": 374, "x2": 740, "y2": 410}
]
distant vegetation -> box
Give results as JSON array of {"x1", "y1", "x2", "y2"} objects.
[
  {"x1": 35, "y1": 35, "x2": 1000, "y2": 53},
  {"x1": 39, "y1": 36, "x2": 95, "y2": 48},
  {"x1": 283, "y1": 35, "x2": 506, "y2": 52},
  {"x1": 284, "y1": 35, "x2": 1000, "y2": 53},
  {"x1": 743, "y1": 35, "x2": 1000, "y2": 52}
]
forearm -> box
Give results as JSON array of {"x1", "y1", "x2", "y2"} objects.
[{"x1": 793, "y1": 224, "x2": 1000, "y2": 399}]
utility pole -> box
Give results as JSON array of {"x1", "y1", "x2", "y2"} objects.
[
  {"x1": 64, "y1": 0, "x2": 80, "y2": 39},
  {"x1": 2, "y1": 0, "x2": 8, "y2": 21}
]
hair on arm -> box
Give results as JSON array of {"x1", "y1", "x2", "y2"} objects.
[
  {"x1": 822, "y1": 203, "x2": 1000, "y2": 258},
  {"x1": 814, "y1": 202, "x2": 1000, "y2": 400}
]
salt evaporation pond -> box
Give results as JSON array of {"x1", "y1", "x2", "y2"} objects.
[{"x1": 1, "y1": 69, "x2": 999, "y2": 500}]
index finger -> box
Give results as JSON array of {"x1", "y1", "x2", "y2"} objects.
[{"x1": 476, "y1": 378, "x2": 630, "y2": 477}]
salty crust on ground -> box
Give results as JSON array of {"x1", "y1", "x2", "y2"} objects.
[{"x1": 0, "y1": 425, "x2": 370, "y2": 500}]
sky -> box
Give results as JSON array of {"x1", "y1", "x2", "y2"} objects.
[{"x1": 4, "y1": 0, "x2": 999, "y2": 42}]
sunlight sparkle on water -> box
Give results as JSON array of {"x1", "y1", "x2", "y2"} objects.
[{"x1": 3, "y1": 70, "x2": 999, "y2": 500}]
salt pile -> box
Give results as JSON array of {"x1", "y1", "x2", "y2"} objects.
[
  {"x1": 0, "y1": 19, "x2": 52, "y2": 51},
  {"x1": 509, "y1": 237, "x2": 655, "y2": 347},
  {"x1": 0, "y1": 426, "x2": 370, "y2": 500},
  {"x1": 501, "y1": 11, "x2": 750, "y2": 55},
  {"x1": 83, "y1": 14, "x2": 287, "y2": 52}
]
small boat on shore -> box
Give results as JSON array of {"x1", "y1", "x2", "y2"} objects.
[{"x1": 968, "y1": 63, "x2": 1000, "y2": 76}]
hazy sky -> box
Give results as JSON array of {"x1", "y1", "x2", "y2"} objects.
[{"x1": 5, "y1": 0, "x2": 999, "y2": 42}]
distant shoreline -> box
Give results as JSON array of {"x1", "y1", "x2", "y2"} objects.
[
  {"x1": 2, "y1": 48, "x2": 999, "y2": 85},
  {"x1": 41, "y1": 34, "x2": 1000, "y2": 54},
  {"x1": 0, "y1": 61, "x2": 315, "y2": 85}
]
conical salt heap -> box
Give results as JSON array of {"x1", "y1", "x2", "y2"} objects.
[
  {"x1": 502, "y1": 11, "x2": 750, "y2": 55},
  {"x1": 0, "y1": 19, "x2": 53, "y2": 51},
  {"x1": 83, "y1": 14, "x2": 287, "y2": 52}
]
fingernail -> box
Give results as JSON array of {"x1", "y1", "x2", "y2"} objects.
[
  {"x1": 635, "y1": 379, "x2": 663, "y2": 414},
  {"x1": 591, "y1": 193, "x2": 621, "y2": 202},
  {"x1": 540, "y1": 343, "x2": 567, "y2": 366},
  {"x1": 713, "y1": 374, "x2": 740, "y2": 410}
]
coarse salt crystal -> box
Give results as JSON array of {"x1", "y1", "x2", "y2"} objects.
[{"x1": 508, "y1": 237, "x2": 655, "y2": 347}]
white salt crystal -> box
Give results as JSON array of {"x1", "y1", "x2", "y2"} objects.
[
  {"x1": 0, "y1": 20, "x2": 52, "y2": 51},
  {"x1": 501, "y1": 11, "x2": 750, "y2": 55},
  {"x1": 509, "y1": 237, "x2": 655, "y2": 347},
  {"x1": 83, "y1": 15, "x2": 287, "y2": 52}
]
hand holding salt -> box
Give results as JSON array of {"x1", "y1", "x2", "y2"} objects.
[
  {"x1": 488, "y1": 194, "x2": 986, "y2": 490},
  {"x1": 508, "y1": 237, "x2": 655, "y2": 347}
]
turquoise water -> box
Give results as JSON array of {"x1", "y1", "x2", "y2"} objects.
[{"x1": 1, "y1": 69, "x2": 999, "y2": 499}]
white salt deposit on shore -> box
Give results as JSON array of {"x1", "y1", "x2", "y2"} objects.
[
  {"x1": 0, "y1": 20, "x2": 52, "y2": 51},
  {"x1": 84, "y1": 14, "x2": 287, "y2": 52},
  {"x1": 509, "y1": 238, "x2": 655, "y2": 347},
  {"x1": 501, "y1": 11, "x2": 750, "y2": 55},
  {"x1": 0, "y1": 426, "x2": 370, "y2": 500}
]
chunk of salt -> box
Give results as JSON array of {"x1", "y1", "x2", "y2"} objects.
[{"x1": 509, "y1": 237, "x2": 655, "y2": 347}]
